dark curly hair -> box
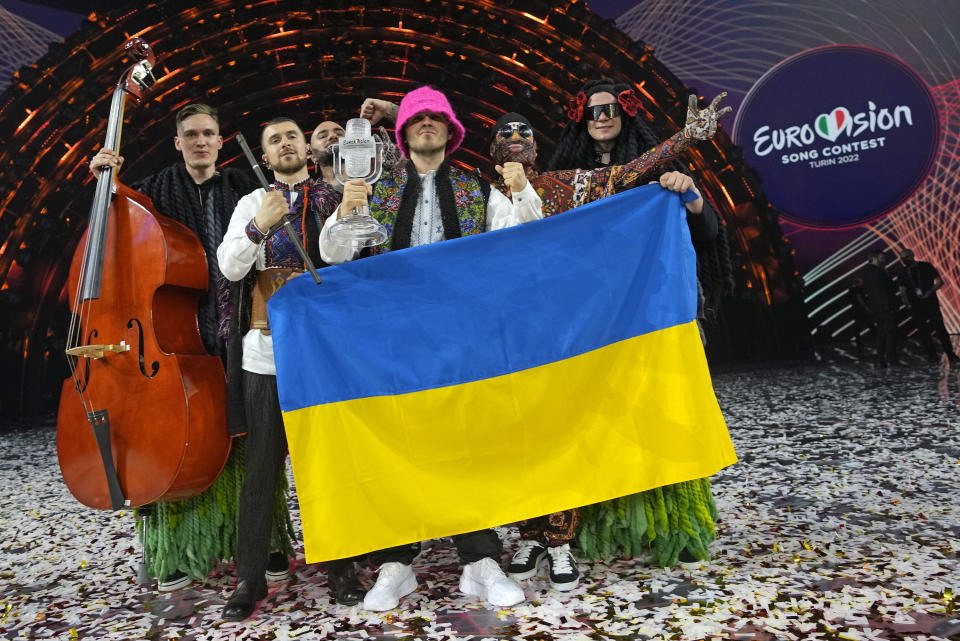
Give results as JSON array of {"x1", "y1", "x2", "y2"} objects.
[
  {"x1": 549, "y1": 79, "x2": 737, "y2": 326},
  {"x1": 547, "y1": 78, "x2": 661, "y2": 171}
]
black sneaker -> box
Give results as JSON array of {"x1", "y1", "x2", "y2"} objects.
[
  {"x1": 222, "y1": 579, "x2": 267, "y2": 622},
  {"x1": 158, "y1": 570, "x2": 190, "y2": 592},
  {"x1": 506, "y1": 540, "x2": 547, "y2": 580},
  {"x1": 545, "y1": 543, "x2": 579, "y2": 591},
  {"x1": 265, "y1": 552, "x2": 290, "y2": 582}
]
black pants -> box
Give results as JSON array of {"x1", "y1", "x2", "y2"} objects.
[
  {"x1": 851, "y1": 310, "x2": 874, "y2": 355},
  {"x1": 912, "y1": 302, "x2": 957, "y2": 359},
  {"x1": 236, "y1": 370, "x2": 287, "y2": 587},
  {"x1": 873, "y1": 311, "x2": 898, "y2": 365},
  {"x1": 369, "y1": 529, "x2": 501, "y2": 566}
]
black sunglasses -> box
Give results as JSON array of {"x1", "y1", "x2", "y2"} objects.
[
  {"x1": 497, "y1": 122, "x2": 533, "y2": 138},
  {"x1": 587, "y1": 103, "x2": 621, "y2": 120}
]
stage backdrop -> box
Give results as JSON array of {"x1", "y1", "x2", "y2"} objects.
[
  {"x1": 0, "y1": 0, "x2": 806, "y2": 417},
  {"x1": 615, "y1": 0, "x2": 960, "y2": 345}
]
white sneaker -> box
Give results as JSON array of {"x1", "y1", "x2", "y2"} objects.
[
  {"x1": 362, "y1": 562, "x2": 417, "y2": 611},
  {"x1": 459, "y1": 557, "x2": 525, "y2": 607}
]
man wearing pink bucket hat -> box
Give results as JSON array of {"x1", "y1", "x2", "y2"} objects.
[
  {"x1": 322, "y1": 85, "x2": 541, "y2": 259},
  {"x1": 319, "y1": 86, "x2": 542, "y2": 612}
]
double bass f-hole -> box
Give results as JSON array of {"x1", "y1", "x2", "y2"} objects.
[{"x1": 127, "y1": 318, "x2": 158, "y2": 378}]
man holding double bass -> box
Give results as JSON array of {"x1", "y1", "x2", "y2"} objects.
[{"x1": 89, "y1": 103, "x2": 295, "y2": 592}]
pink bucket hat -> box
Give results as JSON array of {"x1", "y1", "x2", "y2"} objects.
[{"x1": 395, "y1": 86, "x2": 465, "y2": 158}]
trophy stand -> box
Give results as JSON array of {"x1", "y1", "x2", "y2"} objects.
[{"x1": 329, "y1": 118, "x2": 389, "y2": 247}]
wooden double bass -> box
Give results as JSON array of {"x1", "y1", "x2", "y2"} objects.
[{"x1": 57, "y1": 38, "x2": 230, "y2": 510}]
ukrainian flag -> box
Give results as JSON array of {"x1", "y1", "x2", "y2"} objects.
[{"x1": 269, "y1": 184, "x2": 736, "y2": 563}]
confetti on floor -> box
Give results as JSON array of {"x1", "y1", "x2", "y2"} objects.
[{"x1": 1, "y1": 359, "x2": 958, "y2": 640}]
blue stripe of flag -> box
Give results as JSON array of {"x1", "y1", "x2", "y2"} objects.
[{"x1": 270, "y1": 184, "x2": 697, "y2": 412}]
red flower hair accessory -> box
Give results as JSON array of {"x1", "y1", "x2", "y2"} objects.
[
  {"x1": 618, "y1": 89, "x2": 643, "y2": 117},
  {"x1": 567, "y1": 91, "x2": 587, "y2": 122}
]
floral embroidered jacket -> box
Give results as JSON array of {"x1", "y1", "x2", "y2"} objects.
[
  {"x1": 368, "y1": 164, "x2": 487, "y2": 254},
  {"x1": 498, "y1": 131, "x2": 692, "y2": 216}
]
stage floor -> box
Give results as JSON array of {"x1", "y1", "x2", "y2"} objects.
[{"x1": 1, "y1": 360, "x2": 959, "y2": 641}]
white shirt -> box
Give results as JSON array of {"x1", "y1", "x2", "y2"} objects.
[
  {"x1": 319, "y1": 173, "x2": 542, "y2": 264},
  {"x1": 218, "y1": 187, "x2": 313, "y2": 375}
]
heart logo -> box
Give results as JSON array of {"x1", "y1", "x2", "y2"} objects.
[{"x1": 815, "y1": 107, "x2": 851, "y2": 142}]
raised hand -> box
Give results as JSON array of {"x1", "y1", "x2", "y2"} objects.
[
  {"x1": 684, "y1": 92, "x2": 732, "y2": 141},
  {"x1": 496, "y1": 162, "x2": 528, "y2": 193},
  {"x1": 360, "y1": 98, "x2": 398, "y2": 125},
  {"x1": 378, "y1": 126, "x2": 404, "y2": 169}
]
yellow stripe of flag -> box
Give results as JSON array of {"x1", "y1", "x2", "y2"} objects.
[{"x1": 285, "y1": 321, "x2": 734, "y2": 562}]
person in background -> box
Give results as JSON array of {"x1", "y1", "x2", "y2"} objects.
[
  {"x1": 897, "y1": 248, "x2": 959, "y2": 365},
  {"x1": 308, "y1": 120, "x2": 345, "y2": 191},
  {"x1": 862, "y1": 252, "x2": 900, "y2": 368}
]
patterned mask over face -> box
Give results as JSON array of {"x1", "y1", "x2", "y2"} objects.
[{"x1": 490, "y1": 121, "x2": 538, "y2": 166}]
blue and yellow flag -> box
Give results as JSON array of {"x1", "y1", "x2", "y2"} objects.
[{"x1": 269, "y1": 184, "x2": 736, "y2": 563}]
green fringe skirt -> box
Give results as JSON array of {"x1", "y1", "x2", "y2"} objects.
[
  {"x1": 135, "y1": 437, "x2": 296, "y2": 580},
  {"x1": 577, "y1": 477, "x2": 719, "y2": 567}
]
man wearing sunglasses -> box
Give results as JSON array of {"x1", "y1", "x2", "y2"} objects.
[
  {"x1": 318, "y1": 86, "x2": 543, "y2": 613},
  {"x1": 484, "y1": 93, "x2": 729, "y2": 589},
  {"x1": 547, "y1": 78, "x2": 727, "y2": 255},
  {"x1": 488, "y1": 90, "x2": 730, "y2": 220}
]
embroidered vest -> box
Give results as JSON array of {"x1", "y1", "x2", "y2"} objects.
[
  {"x1": 368, "y1": 165, "x2": 487, "y2": 254},
  {"x1": 258, "y1": 179, "x2": 340, "y2": 269}
]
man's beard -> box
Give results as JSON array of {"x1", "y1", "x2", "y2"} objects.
[
  {"x1": 273, "y1": 154, "x2": 307, "y2": 174},
  {"x1": 315, "y1": 149, "x2": 334, "y2": 168}
]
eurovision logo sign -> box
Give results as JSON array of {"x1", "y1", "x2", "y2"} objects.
[{"x1": 732, "y1": 45, "x2": 940, "y2": 229}]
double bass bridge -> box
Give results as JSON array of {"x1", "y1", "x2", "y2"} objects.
[{"x1": 65, "y1": 342, "x2": 130, "y2": 360}]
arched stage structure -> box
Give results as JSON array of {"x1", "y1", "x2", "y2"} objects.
[{"x1": 0, "y1": 0, "x2": 808, "y2": 416}]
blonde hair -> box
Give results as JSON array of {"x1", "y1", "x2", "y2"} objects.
[{"x1": 175, "y1": 103, "x2": 219, "y2": 131}]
